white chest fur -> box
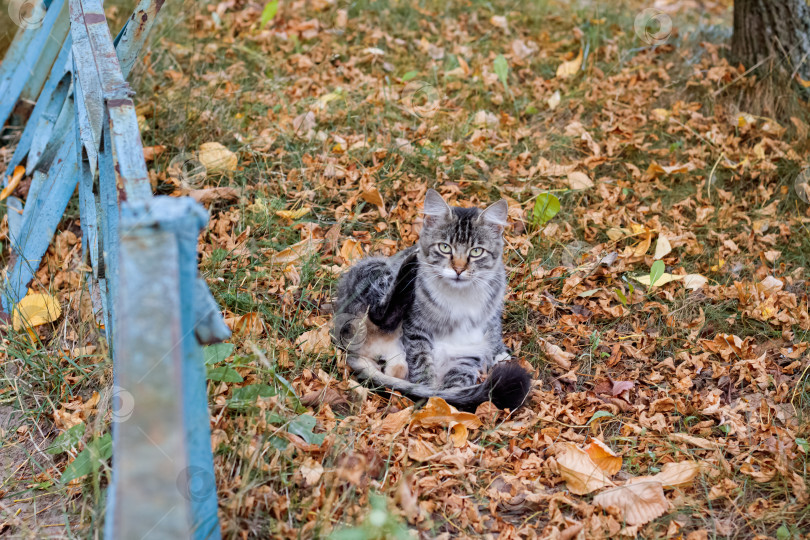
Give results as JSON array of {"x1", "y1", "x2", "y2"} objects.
[{"x1": 431, "y1": 323, "x2": 489, "y2": 379}]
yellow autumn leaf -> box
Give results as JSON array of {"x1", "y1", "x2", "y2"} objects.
[
  {"x1": 555, "y1": 442, "x2": 615, "y2": 495},
  {"x1": 556, "y1": 48, "x2": 583, "y2": 79},
  {"x1": 632, "y1": 273, "x2": 683, "y2": 287},
  {"x1": 275, "y1": 207, "x2": 311, "y2": 220},
  {"x1": 13, "y1": 292, "x2": 62, "y2": 331},
  {"x1": 197, "y1": 142, "x2": 238, "y2": 174}
]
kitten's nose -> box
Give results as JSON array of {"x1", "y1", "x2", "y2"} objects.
[{"x1": 451, "y1": 258, "x2": 466, "y2": 275}]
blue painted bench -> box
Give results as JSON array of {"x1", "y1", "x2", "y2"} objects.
[{"x1": 0, "y1": 0, "x2": 228, "y2": 537}]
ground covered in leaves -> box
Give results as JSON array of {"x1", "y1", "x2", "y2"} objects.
[{"x1": 2, "y1": 0, "x2": 810, "y2": 538}]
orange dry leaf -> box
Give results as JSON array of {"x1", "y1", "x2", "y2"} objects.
[
  {"x1": 584, "y1": 439, "x2": 622, "y2": 475},
  {"x1": 360, "y1": 187, "x2": 387, "y2": 216},
  {"x1": 410, "y1": 397, "x2": 482, "y2": 447},
  {"x1": 340, "y1": 238, "x2": 365, "y2": 264},
  {"x1": 0, "y1": 165, "x2": 25, "y2": 201},
  {"x1": 555, "y1": 442, "x2": 615, "y2": 495},
  {"x1": 593, "y1": 480, "x2": 669, "y2": 526}
]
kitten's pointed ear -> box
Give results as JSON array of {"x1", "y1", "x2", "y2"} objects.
[
  {"x1": 479, "y1": 199, "x2": 509, "y2": 229},
  {"x1": 423, "y1": 189, "x2": 451, "y2": 222}
]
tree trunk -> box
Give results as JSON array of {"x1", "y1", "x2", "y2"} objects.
[{"x1": 732, "y1": 0, "x2": 810, "y2": 81}]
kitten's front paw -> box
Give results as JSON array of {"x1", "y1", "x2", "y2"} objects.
[
  {"x1": 384, "y1": 359, "x2": 409, "y2": 380},
  {"x1": 494, "y1": 351, "x2": 511, "y2": 364}
]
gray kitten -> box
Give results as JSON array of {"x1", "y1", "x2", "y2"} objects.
[{"x1": 333, "y1": 189, "x2": 531, "y2": 412}]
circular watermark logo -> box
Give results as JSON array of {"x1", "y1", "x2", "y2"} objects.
[
  {"x1": 110, "y1": 385, "x2": 135, "y2": 423},
  {"x1": 8, "y1": 0, "x2": 46, "y2": 29},
  {"x1": 795, "y1": 168, "x2": 810, "y2": 204},
  {"x1": 634, "y1": 8, "x2": 672, "y2": 45},
  {"x1": 331, "y1": 313, "x2": 368, "y2": 352},
  {"x1": 168, "y1": 152, "x2": 207, "y2": 189},
  {"x1": 176, "y1": 466, "x2": 217, "y2": 502},
  {"x1": 401, "y1": 81, "x2": 441, "y2": 119}
]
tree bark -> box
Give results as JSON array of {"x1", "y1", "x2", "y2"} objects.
[{"x1": 732, "y1": 0, "x2": 810, "y2": 81}]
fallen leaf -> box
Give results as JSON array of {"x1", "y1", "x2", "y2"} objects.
[
  {"x1": 632, "y1": 272, "x2": 683, "y2": 287},
  {"x1": 270, "y1": 238, "x2": 321, "y2": 265},
  {"x1": 654, "y1": 234, "x2": 672, "y2": 259},
  {"x1": 275, "y1": 207, "x2": 311, "y2": 220},
  {"x1": 584, "y1": 439, "x2": 622, "y2": 475},
  {"x1": 188, "y1": 187, "x2": 240, "y2": 204},
  {"x1": 408, "y1": 437, "x2": 439, "y2": 462},
  {"x1": 142, "y1": 145, "x2": 167, "y2": 161},
  {"x1": 360, "y1": 188, "x2": 387, "y2": 216},
  {"x1": 340, "y1": 238, "x2": 365, "y2": 263},
  {"x1": 668, "y1": 433, "x2": 718, "y2": 450},
  {"x1": 567, "y1": 171, "x2": 593, "y2": 190},
  {"x1": 0, "y1": 165, "x2": 25, "y2": 201},
  {"x1": 300, "y1": 457, "x2": 324, "y2": 486},
  {"x1": 547, "y1": 90, "x2": 561, "y2": 110},
  {"x1": 593, "y1": 480, "x2": 669, "y2": 526},
  {"x1": 13, "y1": 292, "x2": 62, "y2": 331},
  {"x1": 296, "y1": 326, "x2": 332, "y2": 354},
  {"x1": 489, "y1": 15, "x2": 508, "y2": 30},
  {"x1": 293, "y1": 111, "x2": 316, "y2": 135},
  {"x1": 650, "y1": 461, "x2": 701, "y2": 488},
  {"x1": 682, "y1": 274, "x2": 708, "y2": 290},
  {"x1": 556, "y1": 48, "x2": 583, "y2": 79},
  {"x1": 377, "y1": 407, "x2": 413, "y2": 435},
  {"x1": 611, "y1": 380, "x2": 634, "y2": 398},
  {"x1": 410, "y1": 397, "x2": 482, "y2": 447},
  {"x1": 541, "y1": 339, "x2": 575, "y2": 369},
  {"x1": 197, "y1": 142, "x2": 237, "y2": 174},
  {"x1": 555, "y1": 442, "x2": 615, "y2": 495}
]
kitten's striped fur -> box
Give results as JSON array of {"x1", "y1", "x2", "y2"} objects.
[{"x1": 333, "y1": 190, "x2": 531, "y2": 412}]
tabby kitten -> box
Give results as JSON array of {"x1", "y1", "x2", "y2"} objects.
[{"x1": 332, "y1": 189, "x2": 531, "y2": 412}]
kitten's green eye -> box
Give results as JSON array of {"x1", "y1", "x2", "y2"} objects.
[
  {"x1": 438, "y1": 243, "x2": 452, "y2": 254},
  {"x1": 470, "y1": 247, "x2": 484, "y2": 257}
]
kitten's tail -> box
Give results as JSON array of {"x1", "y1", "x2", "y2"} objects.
[{"x1": 347, "y1": 356, "x2": 532, "y2": 413}]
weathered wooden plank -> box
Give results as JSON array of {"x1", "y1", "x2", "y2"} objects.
[
  {"x1": 108, "y1": 196, "x2": 221, "y2": 540},
  {"x1": 110, "y1": 200, "x2": 193, "y2": 540},
  {"x1": 2, "y1": 135, "x2": 78, "y2": 310},
  {"x1": 0, "y1": 0, "x2": 69, "y2": 128},
  {"x1": 70, "y1": 0, "x2": 151, "y2": 200},
  {"x1": 0, "y1": 37, "x2": 72, "y2": 184},
  {"x1": 19, "y1": 0, "x2": 71, "y2": 103},
  {"x1": 97, "y1": 115, "x2": 119, "y2": 340},
  {"x1": 113, "y1": 0, "x2": 166, "y2": 78},
  {"x1": 68, "y1": 0, "x2": 104, "y2": 172}
]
